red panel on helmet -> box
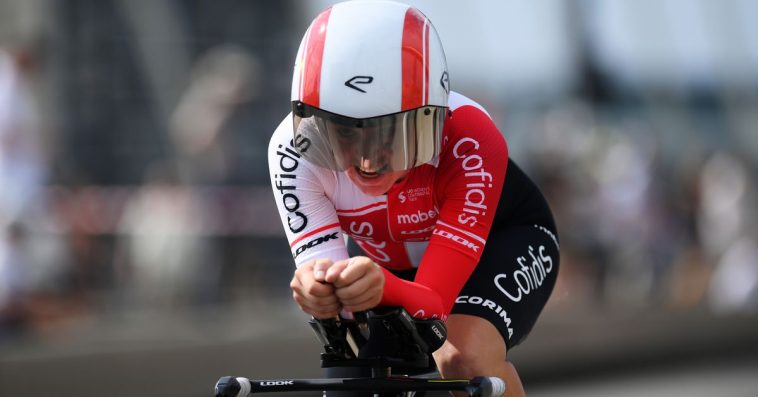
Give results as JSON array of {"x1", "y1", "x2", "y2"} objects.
[
  {"x1": 301, "y1": 7, "x2": 332, "y2": 107},
  {"x1": 401, "y1": 8, "x2": 428, "y2": 111}
]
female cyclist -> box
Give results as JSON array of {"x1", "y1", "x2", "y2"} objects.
[{"x1": 268, "y1": 1, "x2": 560, "y2": 396}]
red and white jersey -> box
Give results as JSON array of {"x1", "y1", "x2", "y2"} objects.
[{"x1": 268, "y1": 92, "x2": 508, "y2": 320}]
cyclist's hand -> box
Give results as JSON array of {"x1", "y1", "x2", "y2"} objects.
[
  {"x1": 290, "y1": 258, "x2": 341, "y2": 319},
  {"x1": 325, "y1": 256, "x2": 384, "y2": 312}
]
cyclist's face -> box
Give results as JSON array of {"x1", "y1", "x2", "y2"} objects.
[
  {"x1": 331, "y1": 121, "x2": 397, "y2": 173},
  {"x1": 334, "y1": 123, "x2": 408, "y2": 195}
]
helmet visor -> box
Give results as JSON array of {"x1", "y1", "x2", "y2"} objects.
[{"x1": 292, "y1": 102, "x2": 445, "y2": 173}]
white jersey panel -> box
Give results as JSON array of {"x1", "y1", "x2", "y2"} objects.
[{"x1": 268, "y1": 114, "x2": 349, "y2": 267}]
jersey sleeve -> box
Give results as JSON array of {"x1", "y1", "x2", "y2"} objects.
[
  {"x1": 380, "y1": 102, "x2": 509, "y2": 319},
  {"x1": 268, "y1": 114, "x2": 349, "y2": 267}
]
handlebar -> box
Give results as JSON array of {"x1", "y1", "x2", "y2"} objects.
[
  {"x1": 215, "y1": 375, "x2": 506, "y2": 397},
  {"x1": 214, "y1": 307, "x2": 506, "y2": 396}
]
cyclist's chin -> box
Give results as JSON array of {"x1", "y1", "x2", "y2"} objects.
[{"x1": 346, "y1": 167, "x2": 408, "y2": 196}]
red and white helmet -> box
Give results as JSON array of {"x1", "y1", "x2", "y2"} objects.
[{"x1": 291, "y1": 0, "x2": 450, "y2": 174}]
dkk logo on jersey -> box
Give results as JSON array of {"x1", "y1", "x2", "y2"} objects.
[
  {"x1": 294, "y1": 232, "x2": 339, "y2": 258},
  {"x1": 433, "y1": 229, "x2": 480, "y2": 252}
]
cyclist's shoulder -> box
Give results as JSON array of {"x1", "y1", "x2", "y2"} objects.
[
  {"x1": 444, "y1": 91, "x2": 505, "y2": 148},
  {"x1": 448, "y1": 91, "x2": 493, "y2": 119},
  {"x1": 268, "y1": 112, "x2": 335, "y2": 185},
  {"x1": 269, "y1": 112, "x2": 294, "y2": 151}
]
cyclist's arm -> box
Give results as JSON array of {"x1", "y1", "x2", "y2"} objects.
[
  {"x1": 268, "y1": 114, "x2": 348, "y2": 266},
  {"x1": 380, "y1": 103, "x2": 508, "y2": 319}
]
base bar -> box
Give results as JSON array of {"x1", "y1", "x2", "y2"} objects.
[{"x1": 215, "y1": 375, "x2": 504, "y2": 397}]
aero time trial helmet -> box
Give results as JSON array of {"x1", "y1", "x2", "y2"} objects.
[{"x1": 291, "y1": 0, "x2": 449, "y2": 175}]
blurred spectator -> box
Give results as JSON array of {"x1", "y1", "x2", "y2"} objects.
[
  {"x1": 0, "y1": 48, "x2": 45, "y2": 226},
  {"x1": 0, "y1": 46, "x2": 80, "y2": 339},
  {"x1": 0, "y1": 48, "x2": 33, "y2": 333},
  {"x1": 708, "y1": 237, "x2": 758, "y2": 313},
  {"x1": 115, "y1": 163, "x2": 220, "y2": 309},
  {"x1": 697, "y1": 152, "x2": 751, "y2": 259},
  {"x1": 110, "y1": 45, "x2": 262, "y2": 311},
  {"x1": 698, "y1": 152, "x2": 758, "y2": 313},
  {"x1": 170, "y1": 45, "x2": 261, "y2": 185}
]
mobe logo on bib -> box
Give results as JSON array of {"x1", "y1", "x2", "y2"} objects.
[{"x1": 397, "y1": 209, "x2": 438, "y2": 225}]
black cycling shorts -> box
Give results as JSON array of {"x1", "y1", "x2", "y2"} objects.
[
  {"x1": 451, "y1": 222, "x2": 559, "y2": 349},
  {"x1": 456, "y1": 158, "x2": 559, "y2": 349}
]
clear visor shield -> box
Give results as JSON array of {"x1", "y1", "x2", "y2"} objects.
[{"x1": 292, "y1": 102, "x2": 445, "y2": 173}]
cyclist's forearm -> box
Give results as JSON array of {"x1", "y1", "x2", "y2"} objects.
[{"x1": 379, "y1": 268, "x2": 447, "y2": 319}]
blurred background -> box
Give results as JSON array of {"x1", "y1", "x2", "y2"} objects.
[{"x1": 1, "y1": 0, "x2": 757, "y2": 396}]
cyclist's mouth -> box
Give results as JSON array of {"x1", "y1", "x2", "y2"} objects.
[{"x1": 356, "y1": 166, "x2": 387, "y2": 179}]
